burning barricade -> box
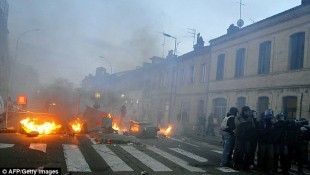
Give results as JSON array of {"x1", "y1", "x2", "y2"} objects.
[
  {"x1": 19, "y1": 116, "x2": 62, "y2": 136},
  {"x1": 101, "y1": 113, "x2": 127, "y2": 134},
  {"x1": 129, "y1": 120, "x2": 159, "y2": 138}
]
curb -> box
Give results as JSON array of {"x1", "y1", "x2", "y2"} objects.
[
  {"x1": 0, "y1": 128, "x2": 17, "y2": 133},
  {"x1": 88, "y1": 133, "x2": 103, "y2": 144}
]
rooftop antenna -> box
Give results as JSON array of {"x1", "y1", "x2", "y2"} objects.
[
  {"x1": 236, "y1": 0, "x2": 245, "y2": 28},
  {"x1": 186, "y1": 28, "x2": 196, "y2": 48}
]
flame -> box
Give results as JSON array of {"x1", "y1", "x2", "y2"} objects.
[
  {"x1": 70, "y1": 118, "x2": 83, "y2": 133},
  {"x1": 20, "y1": 117, "x2": 62, "y2": 134},
  {"x1": 108, "y1": 113, "x2": 112, "y2": 118},
  {"x1": 160, "y1": 125, "x2": 173, "y2": 137},
  {"x1": 112, "y1": 122, "x2": 120, "y2": 131},
  {"x1": 130, "y1": 125, "x2": 140, "y2": 132}
]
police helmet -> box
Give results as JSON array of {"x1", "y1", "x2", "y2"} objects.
[
  {"x1": 264, "y1": 109, "x2": 274, "y2": 117},
  {"x1": 276, "y1": 113, "x2": 286, "y2": 121}
]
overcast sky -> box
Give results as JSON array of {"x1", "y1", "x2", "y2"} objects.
[{"x1": 7, "y1": 0, "x2": 301, "y2": 86}]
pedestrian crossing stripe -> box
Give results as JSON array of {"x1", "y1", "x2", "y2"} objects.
[
  {"x1": 211, "y1": 150, "x2": 222, "y2": 154},
  {"x1": 62, "y1": 144, "x2": 91, "y2": 172},
  {"x1": 120, "y1": 145, "x2": 172, "y2": 172},
  {"x1": 86, "y1": 134, "x2": 98, "y2": 145},
  {"x1": 217, "y1": 167, "x2": 239, "y2": 172},
  {"x1": 147, "y1": 146, "x2": 206, "y2": 172},
  {"x1": 0, "y1": 143, "x2": 14, "y2": 149},
  {"x1": 169, "y1": 137, "x2": 200, "y2": 147},
  {"x1": 169, "y1": 148, "x2": 208, "y2": 162},
  {"x1": 92, "y1": 144, "x2": 133, "y2": 172},
  {"x1": 29, "y1": 143, "x2": 46, "y2": 153},
  {"x1": 20, "y1": 143, "x2": 223, "y2": 174}
]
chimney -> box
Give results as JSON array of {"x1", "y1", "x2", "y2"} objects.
[{"x1": 227, "y1": 24, "x2": 239, "y2": 34}]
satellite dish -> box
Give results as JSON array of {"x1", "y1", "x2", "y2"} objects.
[{"x1": 237, "y1": 19, "x2": 244, "y2": 28}]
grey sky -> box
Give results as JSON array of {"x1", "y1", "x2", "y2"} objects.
[{"x1": 7, "y1": 0, "x2": 301, "y2": 86}]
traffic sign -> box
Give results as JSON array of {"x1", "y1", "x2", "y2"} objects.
[{"x1": 17, "y1": 95, "x2": 27, "y2": 105}]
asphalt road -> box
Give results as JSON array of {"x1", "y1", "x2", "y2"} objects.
[{"x1": 0, "y1": 131, "x2": 308, "y2": 175}]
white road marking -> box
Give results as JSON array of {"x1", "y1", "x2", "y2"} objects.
[
  {"x1": 62, "y1": 144, "x2": 91, "y2": 172},
  {"x1": 86, "y1": 134, "x2": 98, "y2": 145},
  {"x1": 92, "y1": 144, "x2": 133, "y2": 172},
  {"x1": 217, "y1": 167, "x2": 239, "y2": 172},
  {"x1": 29, "y1": 143, "x2": 46, "y2": 153},
  {"x1": 147, "y1": 146, "x2": 205, "y2": 172},
  {"x1": 169, "y1": 137, "x2": 199, "y2": 147},
  {"x1": 169, "y1": 148, "x2": 208, "y2": 162},
  {"x1": 0, "y1": 143, "x2": 14, "y2": 149},
  {"x1": 120, "y1": 145, "x2": 172, "y2": 172},
  {"x1": 211, "y1": 150, "x2": 223, "y2": 154}
]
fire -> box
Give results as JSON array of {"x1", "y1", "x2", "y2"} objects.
[
  {"x1": 112, "y1": 122, "x2": 120, "y2": 131},
  {"x1": 70, "y1": 118, "x2": 83, "y2": 133},
  {"x1": 160, "y1": 125, "x2": 173, "y2": 137},
  {"x1": 20, "y1": 117, "x2": 62, "y2": 135}
]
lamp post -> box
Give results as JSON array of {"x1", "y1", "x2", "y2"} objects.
[
  {"x1": 163, "y1": 33, "x2": 177, "y2": 56},
  {"x1": 4, "y1": 28, "x2": 39, "y2": 129},
  {"x1": 99, "y1": 56, "x2": 112, "y2": 74},
  {"x1": 14, "y1": 28, "x2": 40, "y2": 61}
]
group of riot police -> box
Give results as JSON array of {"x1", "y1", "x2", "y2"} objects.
[{"x1": 220, "y1": 106, "x2": 310, "y2": 175}]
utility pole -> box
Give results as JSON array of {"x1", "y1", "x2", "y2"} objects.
[{"x1": 163, "y1": 33, "x2": 177, "y2": 56}]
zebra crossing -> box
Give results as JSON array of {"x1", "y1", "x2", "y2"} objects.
[{"x1": 0, "y1": 141, "x2": 232, "y2": 174}]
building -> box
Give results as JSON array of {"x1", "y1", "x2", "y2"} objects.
[
  {"x1": 207, "y1": 2, "x2": 310, "y2": 121},
  {"x1": 0, "y1": 0, "x2": 9, "y2": 115},
  {"x1": 81, "y1": 1, "x2": 310, "y2": 130}
]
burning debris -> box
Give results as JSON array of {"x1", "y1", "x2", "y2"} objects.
[
  {"x1": 69, "y1": 118, "x2": 87, "y2": 134},
  {"x1": 159, "y1": 125, "x2": 173, "y2": 137},
  {"x1": 19, "y1": 117, "x2": 62, "y2": 135},
  {"x1": 129, "y1": 120, "x2": 159, "y2": 138},
  {"x1": 101, "y1": 113, "x2": 128, "y2": 134}
]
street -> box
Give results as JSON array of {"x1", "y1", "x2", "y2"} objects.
[{"x1": 0, "y1": 131, "x2": 260, "y2": 175}]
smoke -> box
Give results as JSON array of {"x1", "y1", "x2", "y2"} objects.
[{"x1": 8, "y1": 0, "x2": 162, "y2": 86}]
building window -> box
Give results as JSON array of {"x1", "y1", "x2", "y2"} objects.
[
  {"x1": 289, "y1": 32, "x2": 305, "y2": 70},
  {"x1": 189, "y1": 65, "x2": 195, "y2": 84},
  {"x1": 235, "y1": 48, "x2": 245, "y2": 78},
  {"x1": 257, "y1": 96, "x2": 269, "y2": 115},
  {"x1": 283, "y1": 96, "x2": 297, "y2": 120},
  {"x1": 236, "y1": 97, "x2": 246, "y2": 112},
  {"x1": 216, "y1": 54, "x2": 225, "y2": 80},
  {"x1": 200, "y1": 63, "x2": 206, "y2": 83},
  {"x1": 212, "y1": 98, "x2": 227, "y2": 122},
  {"x1": 258, "y1": 41, "x2": 271, "y2": 74}
]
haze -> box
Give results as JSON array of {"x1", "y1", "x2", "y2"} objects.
[{"x1": 7, "y1": 0, "x2": 300, "y2": 86}]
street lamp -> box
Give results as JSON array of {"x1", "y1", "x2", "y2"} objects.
[
  {"x1": 95, "y1": 92, "x2": 101, "y2": 99},
  {"x1": 4, "y1": 28, "x2": 40, "y2": 129},
  {"x1": 99, "y1": 56, "x2": 112, "y2": 74},
  {"x1": 163, "y1": 33, "x2": 177, "y2": 56},
  {"x1": 94, "y1": 92, "x2": 101, "y2": 109},
  {"x1": 14, "y1": 28, "x2": 40, "y2": 61}
]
